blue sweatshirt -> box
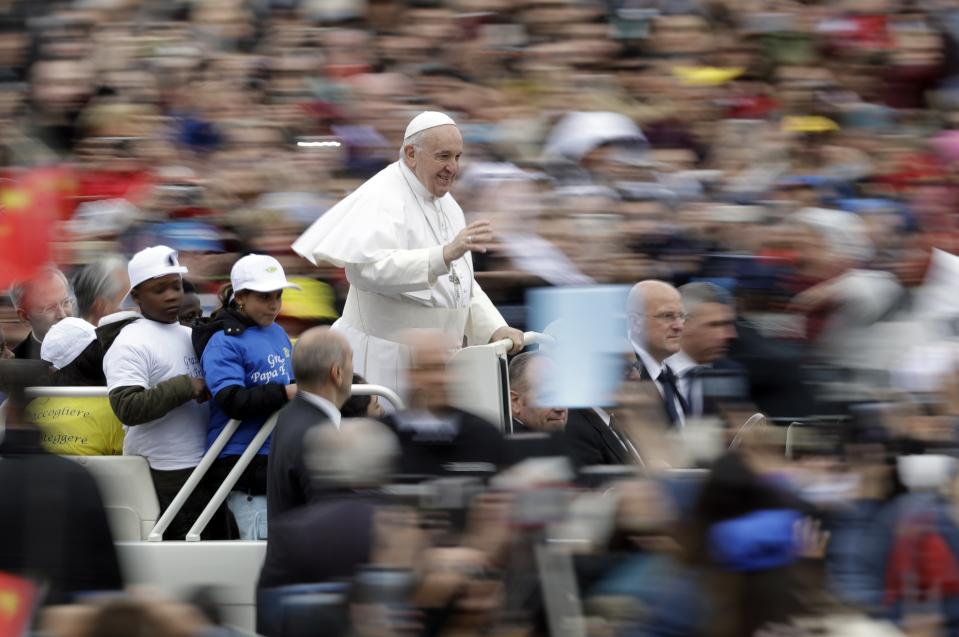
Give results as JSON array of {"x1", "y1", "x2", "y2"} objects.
[{"x1": 201, "y1": 323, "x2": 293, "y2": 457}]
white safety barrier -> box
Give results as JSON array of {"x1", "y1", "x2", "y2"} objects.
[
  {"x1": 25, "y1": 384, "x2": 405, "y2": 542},
  {"x1": 449, "y1": 331, "x2": 552, "y2": 432}
]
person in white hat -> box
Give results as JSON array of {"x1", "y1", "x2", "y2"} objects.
[
  {"x1": 192, "y1": 254, "x2": 299, "y2": 539},
  {"x1": 102, "y1": 245, "x2": 227, "y2": 540},
  {"x1": 24, "y1": 317, "x2": 125, "y2": 456},
  {"x1": 292, "y1": 111, "x2": 524, "y2": 393}
]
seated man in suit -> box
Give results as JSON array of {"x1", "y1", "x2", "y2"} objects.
[
  {"x1": 509, "y1": 352, "x2": 567, "y2": 434},
  {"x1": 668, "y1": 282, "x2": 749, "y2": 419},
  {"x1": 384, "y1": 330, "x2": 506, "y2": 478},
  {"x1": 266, "y1": 327, "x2": 353, "y2": 527},
  {"x1": 506, "y1": 352, "x2": 569, "y2": 463}
]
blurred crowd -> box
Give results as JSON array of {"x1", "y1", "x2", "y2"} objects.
[{"x1": 10, "y1": 0, "x2": 959, "y2": 635}]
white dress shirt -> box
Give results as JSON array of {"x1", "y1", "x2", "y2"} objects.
[
  {"x1": 631, "y1": 341, "x2": 686, "y2": 428},
  {"x1": 298, "y1": 391, "x2": 343, "y2": 429},
  {"x1": 667, "y1": 350, "x2": 702, "y2": 418}
]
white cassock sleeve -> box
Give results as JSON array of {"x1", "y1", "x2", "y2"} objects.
[
  {"x1": 464, "y1": 278, "x2": 507, "y2": 346},
  {"x1": 293, "y1": 164, "x2": 453, "y2": 296},
  {"x1": 346, "y1": 246, "x2": 448, "y2": 295}
]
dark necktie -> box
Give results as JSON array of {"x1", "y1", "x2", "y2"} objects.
[
  {"x1": 657, "y1": 365, "x2": 686, "y2": 427},
  {"x1": 683, "y1": 366, "x2": 705, "y2": 417}
]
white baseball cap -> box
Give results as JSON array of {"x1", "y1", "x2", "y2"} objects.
[
  {"x1": 231, "y1": 254, "x2": 301, "y2": 293},
  {"x1": 41, "y1": 317, "x2": 96, "y2": 370},
  {"x1": 128, "y1": 245, "x2": 189, "y2": 290}
]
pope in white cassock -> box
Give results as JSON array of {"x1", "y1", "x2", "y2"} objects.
[{"x1": 292, "y1": 111, "x2": 525, "y2": 392}]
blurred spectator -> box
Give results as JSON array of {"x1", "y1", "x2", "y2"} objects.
[
  {"x1": 102, "y1": 246, "x2": 223, "y2": 540},
  {"x1": 9, "y1": 0, "x2": 959, "y2": 633},
  {"x1": 384, "y1": 330, "x2": 506, "y2": 478},
  {"x1": 72, "y1": 256, "x2": 130, "y2": 327},
  {"x1": 194, "y1": 254, "x2": 298, "y2": 540},
  {"x1": 9, "y1": 265, "x2": 75, "y2": 360},
  {"x1": 0, "y1": 365, "x2": 123, "y2": 604},
  {"x1": 669, "y1": 282, "x2": 749, "y2": 420},
  {"x1": 506, "y1": 351, "x2": 571, "y2": 465},
  {"x1": 26, "y1": 57, "x2": 95, "y2": 156},
  {"x1": 41, "y1": 593, "x2": 237, "y2": 637},
  {"x1": 508, "y1": 352, "x2": 568, "y2": 434},
  {"x1": 258, "y1": 417, "x2": 401, "y2": 589},
  {"x1": 274, "y1": 277, "x2": 339, "y2": 337},
  {"x1": 292, "y1": 111, "x2": 524, "y2": 393},
  {"x1": 790, "y1": 207, "x2": 904, "y2": 374},
  {"x1": 29, "y1": 317, "x2": 122, "y2": 455},
  {"x1": 178, "y1": 290, "x2": 204, "y2": 328},
  {"x1": 340, "y1": 373, "x2": 386, "y2": 418},
  {"x1": 266, "y1": 326, "x2": 353, "y2": 527},
  {"x1": 0, "y1": 324, "x2": 14, "y2": 360}
]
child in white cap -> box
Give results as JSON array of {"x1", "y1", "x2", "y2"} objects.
[
  {"x1": 192, "y1": 253, "x2": 298, "y2": 539},
  {"x1": 102, "y1": 245, "x2": 230, "y2": 540},
  {"x1": 26, "y1": 317, "x2": 124, "y2": 456}
]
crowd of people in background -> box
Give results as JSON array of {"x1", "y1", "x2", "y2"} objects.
[{"x1": 7, "y1": 0, "x2": 959, "y2": 635}]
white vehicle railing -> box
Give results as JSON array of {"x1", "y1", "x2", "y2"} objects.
[
  {"x1": 25, "y1": 383, "x2": 405, "y2": 541},
  {"x1": 185, "y1": 384, "x2": 405, "y2": 541},
  {"x1": 490, "y1": 330, "x2": 554, "y2": 356},
  {"x1": 451, "y1": 331, "x2": 551, "y2": 432}
]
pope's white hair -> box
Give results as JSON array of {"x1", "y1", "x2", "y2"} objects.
[{"x1": 399, "y1": 129, "x2": 429, "y2": 160}]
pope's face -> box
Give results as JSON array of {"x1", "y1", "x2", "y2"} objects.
[{"x1": 406, "y1": 124, "x2": 463, "y2": 198}]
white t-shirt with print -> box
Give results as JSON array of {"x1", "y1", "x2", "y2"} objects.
[{"x1": 103, "y1": 319, "x2": 208, "y2": 471}]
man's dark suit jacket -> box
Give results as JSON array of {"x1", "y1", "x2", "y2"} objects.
[
  {"x1": 685, "y1": 358, "x2": 751, "y2": 418},
  {"x1": 266, "y1": 394, "x2": 335, "y2": 527},
  {"x1": 564, "y1": 408, "x2": 632, "y2": 468},
  {"x1": 12, "y1": 333, "x2": 41, "y2": 360},
  {"x1": 259, "y1": 492, "x2": 382, "y2": 590},
  {"x1": 383, "y1": 408, "x2": 506, "y2": 478},
  {"x1": 505, "y1": 418, "x2": 570, "y2": 465},
  {"x1": 728, "y1": 319, "x2": 819, "y2": 418}
]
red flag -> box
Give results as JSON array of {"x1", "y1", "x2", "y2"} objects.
[
  {"x1": 0, "y1": 168, "x2": 61, "y2": 289},
  {"x1": 0, "y1": 572, "x2": 39, "y2": 637}
]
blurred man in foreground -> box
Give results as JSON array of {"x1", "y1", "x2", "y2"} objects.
[
  {"x1": 384, "y1": 330, "x2": 506, "y2": 477},
  {"x1": 0, "y1": 364, "x2": 123, "y2": 604},
  {"x1": 259, "y1": 418, "x2": 400, "y2": 589}
]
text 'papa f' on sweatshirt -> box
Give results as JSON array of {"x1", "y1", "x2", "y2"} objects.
[{"x1": 195, "y1": 308, "x2": 294, "y2": 457}]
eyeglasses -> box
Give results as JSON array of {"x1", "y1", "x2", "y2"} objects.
[
  {"x1": 33, "y1": 297, "x2": 75, "y2": 316},
  {"x1": 649, "y1": 311, "x2": 687, "y2": 324}
]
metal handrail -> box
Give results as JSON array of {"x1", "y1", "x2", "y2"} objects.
[
  {"x1": 351, "y1": 384, "x2": 405, "y2": 411},
  {"x1": 490, "y1": 331, "x2": 553, "y2": 356},
  {"x1": 186, "y1": 414, "x2": 278, "y2": 542},
  {"x1": 182, "y1": 383, "x2": 405, "y2": 541},
  {"x1": 149, "y1": 418, "x2": 241, "y2": 541},
  {"x1": 25, "y1": 386, "x2": 109, "y2": 398},
  {"x1": 24, "y1": 383, "x2": 407, "y2": 541}
]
